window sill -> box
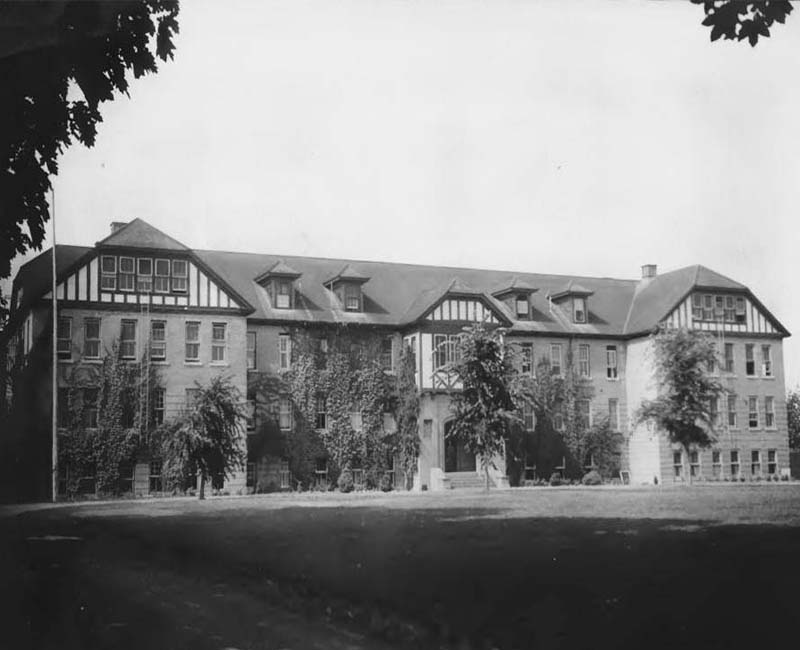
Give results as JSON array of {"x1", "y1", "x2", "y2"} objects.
[
  {"x1": 761, "y1": 376, "x2": 775, "y2": 380},
  {"x1": 57, "y1": 358, "x2": 73, "y2": 364},
  {"x1": 184, "y1": 361, "x2": 203, "y2": 367},
  {"x1": 210, "y1": 362, "x2": 229, "y2": 367},
  {"x1": 606, "y1": 377, "x2": 619, "y2": 382},
  {"x1": 151, "y1": 360, "x2": 169, "y2": 366}
]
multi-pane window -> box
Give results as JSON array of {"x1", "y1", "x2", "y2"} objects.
[
  {"x1": 171, "y1": 259, "x2": 188, "y2": 293},
  {"x1": 315, "y1": 395, "x2": 327, "y2": 430},
  {"x1": 693, "y1": 293, "x2": 746, "y2": 323},
  {"x1": 764, "y1": 396, "x2": 775, "y2": 428},
  {"x1": 406, "y1": 336, "x2": 417, "y2": 371},
  {"x1": 83, "y1": 387, "x2": 99, "y2": 428},
  {"x1": 150, "y1": 320, "x2": 166, "y2": 361},
  {"x1": 120, "y1": 320, "x2": 137, "y2": 359},
  {"x1": 745, "y1": 344, "x2": 755, "y2": 376},
  {"x1": 608, "y1": 398, "x2": 619, "y2": 431},
  {"x1": 154, "y1": 388, "x2": 165, "y2": 425},
  {"x1": 730, "y1": 450, "x2": 740, "y2": 479},
  {"x1": 119, "y1": 256, "x2": 135, "y2": 291},
  {"x1": 689, "y1": 450, "x2": 700, "y2": 478},
  {"x1": 709, "y1": 396, "x2": 720, "y2": 427},
  {"x1": 344, "y1": 284, "x2": 361, "y2": 311},
  {"x1": 606, "y1": 346, "x2": 618, "y2": 379},
  {"x1": 137, "y1": 258, "x2": 153, "y2": 292},
  {"x1": 727, "y1": 393, "x2": 737, "y2": 428},
  {"x1": 712, "y1": 450, "x2": 722, "y2": 478},
  {"x1": 83, "y1": 318, "x2": 101, "y2": 359},
  {"x1": 761, "y1": 345, "x2": 773, "y2": 377},
  {"x1": 149, "y1": 460, "x2": 163, "y2": 493},
  {"x1": 56, "y1": 317, "x2": 72, "y2": 359},
  {"x1": 211, "y1": 323, "x2": 227, "y2": 362},
  {"x1": 724, "y1": 343, "x2": 734, "y2": 373},
  {"x1": 748, "y1": 396, "x2": 759, "y2": 429},
  {"x1": 550, "y1": 344, "x2": 562, "y2": 376},
  {"x1": 573, "y1": 297, "x2": 587, "y2": 323},
  {"x1": 433, "y1": 334, "x2": 460, "y2": 370},
  {"x1": 576, "y1": 399, "x2": 591, "y2": 428},
  {"x1": 515, "y1": 296, "x2": 529, "y2": 318},
  {"x1": 185, "y1": 321, "x2": 200, "y2": 362},
  {"x1": 520, "y1": 343, "x2": 533, "y2": 376},
  {"x1": 246, "y1": 331, "x2": 257, "y2": 370},
  {"x1": 381, "y1": 337, "x2": 393, "y2": 372},
  {"x1": 735, "y1": 297, "x2": 746, "y2": 322},
  {"x1": 750, "y1": 450, "x2": 761, "y2": 477},
  {"x1": 154, "y1": 259, "x2": 170, "y2": 293},
  {"x1": 522, "y1": 402, "x2": 534, "y2": 432},
  {"x1": 278, "y1": 397, "x2": 292, "y2": 430},
  {"x1": 767, "y1": 449, "x2": 777, "y2": 476},
  {"x1": 100, "y1": 256, "x2": 117, "y2": 290},
  {"x1": 275, "y1": 280, "x2": 292, "y2": 309},
  {"x1": 279, "y1": 334, "x2": 291, "y2": 370},
  {"x1": 577, "y1": 344, "x2": 590, "y2": 377},
  {"x1": 673, "y1": 451, "x2": 683, "y2": 479}
]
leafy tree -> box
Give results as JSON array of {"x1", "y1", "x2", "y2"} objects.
[
  {"x1": 692, "y1": 0, "x2": 792, "y2": 46},
  {"x1": 449, "y1": 323, "x2": 520, "y2": 491},
  {"x1": 0, "y1": 1, "x2": 179, "y2": 318},
  {"x1": 159, "y1": 375, "x2": 246, "y2": 500},
  {"x1": 636, "y1": 326, "x2": 723, "y2": 483},
  {"x1": 787, "y1": 389, "x2": 800, "y2": 452}
]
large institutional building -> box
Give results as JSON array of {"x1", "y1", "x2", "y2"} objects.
[{"x1": 5, "y1": 219, "x2": 792, "y2": 497}]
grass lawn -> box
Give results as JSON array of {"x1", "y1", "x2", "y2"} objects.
[{"x1": 3, "y1": 484, "x2": 800, "y2": 649}]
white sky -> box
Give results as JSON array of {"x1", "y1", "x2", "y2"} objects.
[{"x1": 8, "y1": 0, "x2": 800, "y2": 387}]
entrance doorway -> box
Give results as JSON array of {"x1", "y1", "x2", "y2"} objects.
[{"x1": 444, "y1": 420, "x2": 476, "y2": 473}]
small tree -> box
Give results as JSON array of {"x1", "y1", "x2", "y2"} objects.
[
  {"x1": 636, "y1": 326, "x2": 723, "y2": 484},
  {"x1": 159, "y1": 375, "x2": 246, "y2": 499},
  {"x1": 394, "y1": 346, "x2": 420, "y2": 490},
  {"x1": 787, "y1": 389, "x2": 800, "y2": 452},
  {"x1": 449, "y1": 323, "x2": 519, "y2": 491}
]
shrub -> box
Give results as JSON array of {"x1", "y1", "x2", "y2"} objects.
[
  {"x1": 379, "y1": 473, "x2": 393, "y2": 492},
  {"x1": 581, "y1": 470, "x2": 602, "y2": 486},
  {"x1": 338, "y1": 470, "x2": 354, "y2": 493},
  {"x1": 549, "y1": 473, "x2": 563, "y2": 487}
]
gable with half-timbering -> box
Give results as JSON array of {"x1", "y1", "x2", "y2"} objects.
[
  {"x1": 425, "y1": 296, "x2": 501, "y2": 324},
  {"x1": 664, "y1": 291, "x2": 782, "y2": 335}
]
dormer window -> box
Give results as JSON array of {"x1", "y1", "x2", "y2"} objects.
[
  {"x1": 324, "y1": 264, "x2": 370, "y2": 313},
  {"x1": 491, "y1": 277, "x2": 538, "y2": 321},
  {"x1": 574, "y1": 297, "x2": 586, "y2": 323},
  {"x1": 548, "y1": 281, "x2": 593, "y2": 325},
  {"x1": 344, "y1": 284, "x2": 361, "y2": 311},
  {"x1": 255, "y1": 260, "x2": 302, "y2": 311},
  {"x1": 515, "y1": 295, "x2": 529, "y2": 318},
  {"x1": 275, "y1": 279, "x2": 292, "y2": 309}
]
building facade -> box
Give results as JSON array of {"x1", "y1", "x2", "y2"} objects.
[{"x1": 3, "y1": 220, "x2": 792, "y2": 498}]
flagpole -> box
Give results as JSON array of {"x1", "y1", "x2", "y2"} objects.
[{"x1": 51, "y1": 187, "x2": 58, "y2": 503}]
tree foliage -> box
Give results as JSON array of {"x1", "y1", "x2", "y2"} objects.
[
  {"x1": 0, "y1": 1, "x2": 179, "y2": 317},
  {"x1": 692, "y1": 0, "x2": 792, "y2": 46},
  {"x1": 787, "y1": 389, "x2": 800, "y2": 452},
  {"x1": 393, "y1": 347, "x2": 421, "y2": 490}
]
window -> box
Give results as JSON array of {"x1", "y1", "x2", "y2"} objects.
[
  {"x1": 724, "y1": 295, "x2": 735, "y2": 322},
  {"x1": 691, "y1": 294, "x2": 702, "y2": 321},
  {"x1": 279, "y1": 459, "x2": 291, "y2": 489},
  {"x1": 689, "y1": 450, "x2": 700, "y2": 478},
  {"x1": 275, "y1": 279, "x2": 292, "y2": 309},
  {"x1": 727, "y1": 393, "x2": 737, "y2": 428},
  {"x1": 279, "y1": 334, "x2": 291, "y2": 370},
  {"x1": 577, "y1": 344, "x2": 590, "y2": 378},
  {"x1": 434, "y1": 334, "x2": 461, "y2": 370},
  {"x1": 767, "y1": 449, "x2": 777, "y2": 476},
  {"x1": 137, "y1": 258, "x2": 153, "y2": 292},
  {"x1": 83, "y1": 387, "x2": 99, "y2": 428},
  {"x1": 522, "y1": 402, "x2": 534, "y2": 432},
  {"x1": 57, "y1": 317, "x2": 72, "y2": 359},
  {"x1": 573, "y1": 297, "x2": 586, "y2": 323},
  {"x1": 712, "y1": 450, "x2": 722, "y2": 478},
  {"x1": 100, "y1": 256, "x2": 117, "y2": 290},
  {"x1": 550, "y1": 343, "x2": 562, "y2": 376},
  {"x1": 185, "y1": 388, "x2": 201, "y2": 409},
  {"x1": 735, "y1": 297, "x2": 746, "y2": 323},
  {"x1": 606, "y1": 346, "x2": 618, "y2": 380},
  {"x1": 119, "y1": 256, "x2": 135, "y2": 291},
  {"x1": 120, "y1": 320, "x2": 137, "y2": 359},
  {"x1": 576, "y1": 399, "x2": 591, "y2": 428},
  {"x1": 246, "y1": 331, "x2": 257, "y2": 369},
  {"x1": 344, "y1": 284, "x2": 361, "y2": 311},
  {"x1": 150, "y1": 320, "x2": 166, "y2": 361},
  {"x1": 171, "y1": 259, "x2": 188, "y2": 293},
  {"x1": 351, "y1": 410, "x2": 363, "y2": 431},
  {"x1": 154, "y1": 259, "x2": 170, "y2": 293},
  {"x1": 185, "y1": 321, "x2": 200, "y2": 362},
  {"x1": 520, "y1": 343, "x2": 533, "y2": 376},
  {"x1": 553, "y1": 411, "x2": 565, "y2": 432},
  {"x1": 314, "y1": 458, "x2": 328, "y2": 487},
  {"x1": 761, "y1": 345, "x2": 773, "y2": 377},
  {"x1": 702, "y1": 294, "x2": 713, "y2": 321},
  {"x1": 764, "y1": 396, "x2": 775, "y2": 428},
  {"x1": 709, "y1": 396, "x2": 720, "y2": 427},
  {"x1": 83, "y1": 318, "x2": 100, "y2": 359},
  {"x1": 693, "y1": 293, "x2": 746, "y2": 323},
  {"x1": 279, "y1": 397, "x2": 292, "y2": 430},
  {"x1": 406, "y1": 337, "x2": 417, "y2": 371},
  {"x1": 673, "y1": 451, "x2": 683, "y2": 479},
  {"x1": 750, "y1": 450, "x2": 761, "y2": 477},
  {"x1": 608, "y1": 398, "x2": 619, "y2": 431},
  {"x1": 149, "y1": 460, "x2": 163, "y2": 493},
  {"x1": 154, "y1": 388, "x2": 165, "y2": 425},
  {"x1": 211, "y1": 323, "x2": 227, "y2": 362},
  {"x1": 748, "y1": 396, "x2": 759, "y2": 429},
  {"x1": 745, "y1": 344, "x2": 755, "y2": 376},
  {"x1": 381, "y1": 337, "x2": 393, "y2": 372},
  {"x1": 315, "y1": 395, "x2": 327, "y2": 430},
  {"x1": 724, "y1": 343, "x2": 734, "y2": 373},
  {"x1": 730, "y1": 450, "x2": 740, "y2": 479},
  {"x1": 516, "y1": 296, "x2": 529, "y2": 318}
]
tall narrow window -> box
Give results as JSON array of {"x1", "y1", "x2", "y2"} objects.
[
  {"x1": 724, "y1": 343, "x2": 734, "y2": 373},
  {"x1": 553, "y1": 409, "x2": 565, "y2": 432},
  {"x1": 520, "y1": 343, "x2": 533, "y2": 376},
  {"x1": 576, "y1": 399, "x2": 591, "y2": 428},
  {"x1": 171, "y1": 259, "x2": 188, "y2": 293},
  {"x1": 767, "y1": 450, "x2": 777, "y2": 476},
  {"x1": 577, "y1": 344, "x2": 590, "y2": 378},
  {"x1": 185, "y1": 321, "x2": 200, "y2": 362},
  {"x1": 100, "y1": 256, "x2": 117, "y2": 290},
  {"x1": 315, "y1": 395, "x2": 327, "y2": 430},
  {"x1": 735, "y1": 297, "x2": 746, "y2": 323},
  {"x1": 83, "y1": 387, "x2": 99, "y2": 428},
  {"x1": 724, "y1": 295, "x2": 735, "y2": 322},
  {"x1": 154, "y1": 259, "x2": 170, "y2": 293},
  {"x1": 764, "y1": 396, "x2": 775, "y2": 428},
  {"x1": 119, "y1": 256, "x2": 135, "y2": 292},
  {"x1": 727, "y1": 393, "x2": 737, "y2": 428},
  {"x1": 406, "y1": 336, "x2": 417, "y2": 371},
  {"x1": 550, "y1": 344, "x2": 562, "y2": 376},
  {"x1": 120, "y1": 320, "x2": 137, "y2": 359},
  {"x1": 57, "y1": 317, "x2": 72, "y2": 359},
  {"x1": 702, "y1": 294, "x2": 713, "y2": 321},
  {"x1": 278, "y1": 334, "x2": 291, "y2": 370},
  {"x1": 606, "y1": 346, "x2": 618, "y2": 380},
  {"x1": 381, "y1": 337, "x2": 393, "y2": 372},
  {"x1": 344, "y1": 284, "x2": 361, "y2": 311},
  {"x1": 154, "y1": 388, "x2": 165, "y2": 425},
  {"x1": 150, "y1": 320, "x2": 166, "y2": 361},
  {"x1": 689, "y1": 450, "x2": 700, "y2": 478},
  {"x1": 745, "y1": 344, "x2": 755, "y2": 376},
  {"x1": 712, "y1": 450, "x2": 722, "y2": 478},
  {"x1": 748, "y1": 396, "x2": 759, "y2": 429},
  {"x1": 279, "y1": 397, "x2": 292, "y2": 430},
  {"x1": 573, "y1": 297, "x2": 586, "y2": 323},
  {"x1": 83, "y1": 318, "x2": 100, "y2": 359},
  {"x1": 137, "y1": 258, "x2": 153, "y2": 292},
  {"x1": 750, "y1": 450, "x2": 761, "y2": 477},
  {"x1": 515, "y1": 295, "x2": 529, "y2": 318},
  {"x1": 275, "y1": 280, "x2": 292, "y2": 309},
  {"x1": 691, "y1": 294, "x2": 703, "y2": 320},
  {"x1": 673, "y1": 451, "x2": 683, "y2": 479},
  {"x1": 608, "y1": 398, "x2": 619, "y2": 431},
  {"x1": 211, "y1": 323, "x2": 227, "y2": 362},
  {"x1": 246, "y1": 331, "x2": 257, "y2": 370},
  {"x1": 761, "y1": 345, "x2": 773, "y2": 377},
  {"x1": 730, "y1": 450, "x2": 740, "y2": 479},
  {"x1": 709, "y1": 396, "x2": 720, "y2": 427}
]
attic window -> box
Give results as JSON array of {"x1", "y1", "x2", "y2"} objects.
[
  {"x1": 573, "y1": 297, "x2": 587, "y2": 324},
  {"x1": 100, "y1": 256, "x2": 117, "y2": 290},
  {"x1": 344, "y1": 284, "x2": 361, "y2": 311},
  {"x1": 515, "y1": 295, "x2": 529, "y2": 318},
  {"x1": 275, "y1": 279, "x2": 292, "y2": 309}
]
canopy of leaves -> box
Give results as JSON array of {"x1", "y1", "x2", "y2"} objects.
[
  {"x1": 787, "y1": 389, "x2": 800, "y2": 452},
  {"x1": 0, "y1": 1, "x2": 179, "y2": 317},
  {"x1": 636, "y1": 326, "x2": 723, "y2": 452},
  {"x1": 693, "y1": 0, "x2": 792, "y2": 46}
]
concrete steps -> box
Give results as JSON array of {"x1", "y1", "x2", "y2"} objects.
[{"x1": 446, "y1": 471, "x2": 487, "y2": 489}]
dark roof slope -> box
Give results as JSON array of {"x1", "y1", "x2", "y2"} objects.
[
  {"x1": 96, "y1": 218, "x2": 188, "y2": 251},
  {"x1": 13, "y1": 245, "x2": 91, "y2": 313}
]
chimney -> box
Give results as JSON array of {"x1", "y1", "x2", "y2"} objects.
[
  {"x1": 641, "y1": 264, "x2": 657, "y2": 280},
  {"x1": 110, "y1": 221, "x2": 128, "y2": 235}
]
